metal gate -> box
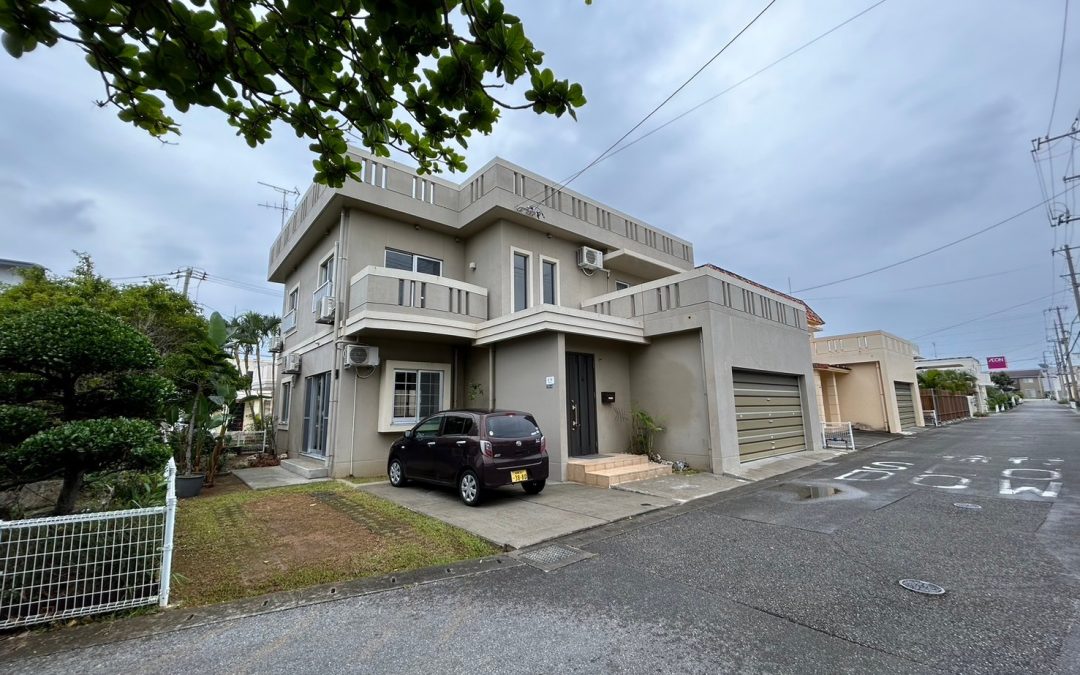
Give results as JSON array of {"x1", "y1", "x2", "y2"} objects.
[
  {"x1": 733, "y1": 370, "x2": 807, "y2": 461},
  {"x1": 894, "y1": 381, "x2": 917, "y2": 430}
]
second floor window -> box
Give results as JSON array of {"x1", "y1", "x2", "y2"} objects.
[
  {"x1": 385, "y1": 248, "x2": 442, "y2": 276},
  {"x1": 542, "y1": 259, "x2": 557, "y2": 305},
  {"x1": 287, "y1": 287, "x2": 299, "y2": 312},
  {"x1": 513, "y1": 251, "x2": 530, "y2": 312},
  {"x1": 318, "y1": 254, "x2": 334, "y2": 288},
  {"x1": 615, "y1": 280, "x2": 631, "y2": 291}
]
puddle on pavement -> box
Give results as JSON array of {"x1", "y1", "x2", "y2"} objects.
[{"x1": 792, "y1": 484, "x2": 842, "y2": 500}]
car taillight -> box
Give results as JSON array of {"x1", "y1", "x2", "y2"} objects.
[
  {"x1": 480, "y1": 440, "x2": 493, "y2": 458},
  {"x1": 540, "y1": 436, "x2": 547, "y2": 456}
]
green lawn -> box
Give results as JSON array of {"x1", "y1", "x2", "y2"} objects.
[{"x1": 172, "y1": 482, "x2": 499, "y2": 606}]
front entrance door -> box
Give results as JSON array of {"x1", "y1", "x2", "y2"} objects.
[{"x1": 566, "y1": 352, "x2": 598, "y2": 456}]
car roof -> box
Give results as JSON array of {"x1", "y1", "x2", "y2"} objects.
[{"x1": 438, "y1": 408, "x2": 533, "y2": 417}]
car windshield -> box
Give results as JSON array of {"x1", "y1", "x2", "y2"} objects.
[{"x1": 486, "y1": 415, "x2": 540, "y2": 438}]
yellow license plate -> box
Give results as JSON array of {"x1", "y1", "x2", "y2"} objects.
[{"x1": 510, "y1": 470, "x2": 529, "y2": 483}]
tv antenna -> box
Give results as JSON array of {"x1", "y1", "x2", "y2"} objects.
[{"x1": 258, "y1": 181, "x2": 301, "y2": 229}]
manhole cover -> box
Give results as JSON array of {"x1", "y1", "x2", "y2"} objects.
[
  {"x1": 899, "y1": 579, "x2": 946, "y2": 595},
  {"x1": 516, "y1": 545, "x2": 594, "y2": 572},
  {"x1": 953, "y1": 502, "x2": 982, "y2": 510}
]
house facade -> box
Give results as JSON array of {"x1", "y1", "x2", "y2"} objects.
[
  {"x1": 811, "y1": 330, "x2": 924, "y2": 433},
  {"x1": 1002, "y1": 369, "x2": 1048, "y2": 399},
  {"x1": 0, "y1": 259, "x2": 42, "y2": 286},
  {"x1": 267, "y1": 149, "x2": 823, "y2": 481},
  {"x1": 914, "y1": 356, "x2": 990, "y2": 413}
]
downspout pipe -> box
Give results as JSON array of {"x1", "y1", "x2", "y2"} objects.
[{"x1": 326, "y1": 210, "x2": 347, "y2": 472}]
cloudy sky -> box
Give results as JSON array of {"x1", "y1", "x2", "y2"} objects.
[{"x1": 1, "y1": 0, "x2": 1078, "y2": 372}]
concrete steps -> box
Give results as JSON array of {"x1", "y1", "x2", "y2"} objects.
[
  {"x1": 280, "y1": 456, "x2": 329, "y2": 479},
  {"x1": 567, "y1": 453, "x2": 672, "y2": 488}
]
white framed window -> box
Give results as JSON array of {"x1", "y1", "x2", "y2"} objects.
[
  {"x1": 283, "y1": 284, "x2": 300, "y2": 333},
  {"x1": 313, "y1": 250, "x2": 335, "y2": 311},
  {"x1": 511, "y1": 247, "x2": 532, "y2": 312},
  {"x1": 378, "y1": 360, "x2": 451, "y2": 432},
  {"x1": 385, "y1": 248, "x2": 442, "y2": 276},
  {"x1": 615, "y1": 280, "x2": 631, "y2": 291},
  {"x1": 279, "y1": 380, "x2": 292, "y2": 426},
  {"x1": 540, "y1": 256, "x2": 559, "y2": 305}
]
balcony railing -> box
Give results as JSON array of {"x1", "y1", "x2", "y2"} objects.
[
  {"x1": 348, "y1": 266, "x2": 488, "y2": 324},
  {"x1": 281, "y1": 309, "x2": 297, "y2": 334},
  {"x1": 312, "y1": 280, "x2": 334, "y2": 310}
]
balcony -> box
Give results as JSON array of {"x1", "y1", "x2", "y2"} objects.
[
  {"x1": 344, "y1": 266, "x2": 488, "y2": 339},
  {"x1": 312, "y1": 280, "x2": 334, "y2": 308}
]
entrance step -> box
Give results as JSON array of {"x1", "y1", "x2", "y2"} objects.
[
  {"x1": 280, "y1": 456, "x2": 329, "y2": 479},
  {"x1": 566, "y1": 453, "x2": 671, "y2": 487}
]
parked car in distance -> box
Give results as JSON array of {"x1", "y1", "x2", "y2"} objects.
[{"x1": 387, "y1": 409, "x2": 548, "y2": 506}]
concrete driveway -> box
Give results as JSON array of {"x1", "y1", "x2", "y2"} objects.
[{"x1": 359, "y1": 480, "x2": 675, "y2": 549}]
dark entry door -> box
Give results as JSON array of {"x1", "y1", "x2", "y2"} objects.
[{"x1": 566, "y1": 352, "x2": 598, "y2": 456}]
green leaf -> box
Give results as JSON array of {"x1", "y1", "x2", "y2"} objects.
[{"x1": 2, "y1": 32, "x2": 24, "y2": 58}]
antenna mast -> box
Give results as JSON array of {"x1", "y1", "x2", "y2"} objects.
[{"x1": 258, "y1": 181, "x2": 301, "y2": 229}]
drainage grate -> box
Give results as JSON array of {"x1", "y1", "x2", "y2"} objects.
[
  {"x1": 517, "y1": 545, "x2": 594, "y2": 572},
  {"x1": 899, "y1": 579, "x2": 946, "y2": 595},
  {"x1": 953, "y1": 502, "x2": 982, "y2": 510}
]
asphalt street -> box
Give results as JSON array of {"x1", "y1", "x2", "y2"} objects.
[{"x1": 5, "y1": 400, "x2": 1080, "y2": 673}]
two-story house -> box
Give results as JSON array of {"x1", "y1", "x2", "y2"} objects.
[
  {"x1": 267, "y1": 149, "x2": 823, "y2": 483},
  {"x1": 812, "y1": 330, "x2": 924, "y2": 433}
]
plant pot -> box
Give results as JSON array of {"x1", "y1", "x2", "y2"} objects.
[{"x1": 176, "y1": 473, "x2": 206, "y2": 498}]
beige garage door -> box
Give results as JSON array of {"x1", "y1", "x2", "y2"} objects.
[
  {"x1": 894, "y1": 381, "x2": 917, "y2": 430},
  {"x1": 733, "y1": 370, "x2": 807, "y2": 462}
]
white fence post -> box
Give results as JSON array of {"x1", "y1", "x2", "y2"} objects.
[{"x1": 159, "y1": 458, "x2": 177, "y2": 608}]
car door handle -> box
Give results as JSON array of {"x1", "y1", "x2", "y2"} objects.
[
  {"x1": 456, "y1": 440, "x2": 467, "y2": 446},
  {"x1": 427, "y1": 441, "x2": 436, "y2": 447}
]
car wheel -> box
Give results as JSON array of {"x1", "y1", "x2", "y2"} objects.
[
  {"x1": 388, "y1": 457, "x2": 406, "y2": 487},
  {"x1": 522, "y1": 479, "x2": 545, "y2": 495},
  {"x1": 459, "y1": 469, "x2": 483, "y2": 506}
]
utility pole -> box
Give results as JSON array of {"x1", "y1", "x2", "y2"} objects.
[
  {"x1": 1053, "y1": 306, "x2": 1077, "y2": 401},
  {"x1": 1054, "y1": 245, "x2": 1080, "y2": 317},
  {"x1": 171, "y1": 267, "x2": 207, "y2": 299}
]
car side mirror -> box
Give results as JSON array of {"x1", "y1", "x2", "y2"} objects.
[{"x1": 403, "y1": 430, "x2": 413, "y2": 438}]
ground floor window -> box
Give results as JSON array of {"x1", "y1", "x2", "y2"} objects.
[
  {"x1": 280, "y1": 380, "x2": 292, "y2": 425},
  {"x1": 379, "y1": 360, "x2": 451, "y2": 432},
  {"x1": 303, "y1": 372, "x2": 331, "y2": 456},
  {"x1": 392, "y1": 369, "x2": 443, "y2": 424}
]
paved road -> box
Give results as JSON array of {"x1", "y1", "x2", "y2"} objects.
[{"x1": 7, "y1": 400, "x2": 1080, "y2": 673}]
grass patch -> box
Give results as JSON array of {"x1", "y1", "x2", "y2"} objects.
[
  {"x1": 673, "y1": 467, "x2": 701, "y2": 476},
  {"x1": 172, "y1": 482, "x2": 499, "y2": 607},
  {"x1": 340, "y1": 475, "x2": 389, "y2": 484}
]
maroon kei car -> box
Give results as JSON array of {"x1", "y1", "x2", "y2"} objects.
[{"x1": 387, "y1": 409, "x2": 548, "y2": 506}]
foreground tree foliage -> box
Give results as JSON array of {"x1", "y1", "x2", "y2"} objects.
[
  {"x1": 917, "y1": 369, "x2": 978, "y2": 395},
  {"x1": 0, "y1": 0, "x2": 587, "y2": 185},
  {"x1": 0, "y1": 306, "x2": 172, "y2": 514}
]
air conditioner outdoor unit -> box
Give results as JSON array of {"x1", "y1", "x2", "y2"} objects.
[
  {"x1": 577, "y1": 246, "x2": 604, "y2": 271},
  {"x1": 282, "y1": 353, "x2": 302, "y2": 374},
  {"x1": 268, "y1": 335, "x2": 283, "y2": 353},
  {"x1": 344, "y1": 345, "x2": 380, "y2": 369},
  {"x1": 315, "y1": 296, "x2": 336, "y2": 324}
]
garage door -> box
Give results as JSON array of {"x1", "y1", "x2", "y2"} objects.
[
  {"x1": 733, "y1": 370, "x2": 807, "y2": 462},
  {"x1": 894, "y1": 381, "x2": 917, "y2": 430}
]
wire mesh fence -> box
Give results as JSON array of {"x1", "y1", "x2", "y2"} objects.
[
  {"x1": 821, "y1": 422, "x2": 855, "y2": 450},
  {"x1": 0, "y1": 459, "x2": 176, "y2": 629}
]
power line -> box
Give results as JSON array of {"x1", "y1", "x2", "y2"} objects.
[
  {"x1": 911, "y1": 293, "x2": 1058, "y2": 340},
  {"x1": 1046, "y1": 0, "x2": 1071, "y2": 137},
  {"x1": 595, "y1": 0, "x2": 891, "y2": 165},
  {"x1": 801, "y1": 266, "x2": 1039, "y2": 301},
  {"x1": 515, "y1": 0, "x2": 778, "y2": 209},
  {"x1": 793, "y1": 182, "x2": 1080, "y2": 293}
]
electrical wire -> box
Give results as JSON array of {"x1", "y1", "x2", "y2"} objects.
[
  {"x1": 594, "y1": 0, "x2": 892, "y2": 166},
  {"x1": 515, "y1": 0, "x2": 778, "y2": 209},
  {"x1": 911, "y1": 293, "x2": 1059, "y2": 340},
  {"x1": 793, "y1": 182, "x2": 1080, "y2": 293},
  {"x1": 1046, "y1": 0, "x2": 1071, "y2": 137},
  {"x1": 800, "y1": 266, "x2": 1039, "y2": 301}
]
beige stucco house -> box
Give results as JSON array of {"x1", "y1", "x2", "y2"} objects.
[
  {"x1": 267, "y1": 149, "x2": 823, "y2": 483},
  {"x1": 812, "y1": 330, "x2": 924, "y2": 433}
]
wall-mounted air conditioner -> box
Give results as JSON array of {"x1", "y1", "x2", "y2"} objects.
[
  {"x1": 577, "y1": 246, "x2": 604, "y2": 271},
  {"x1": 315, "y1": 296, "x2": 336, "y2": 324},
  {"x1": 268, "y1": 335, "x2": 283, "y2": 353},
  {"x1": 282, "y1": 353, "x2": 302, "y2": 374},
  {"x1": 344, "y1": 345, "x2": 380, "y2": 369}
]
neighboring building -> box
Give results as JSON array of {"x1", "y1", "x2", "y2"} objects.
[
  {"x1": 0, "y1": 259, "x2": 42, "y2": 286},
  {"x1": 267, "y1": 149, "x2": 823, "y2": 481},
  {"x1": 811, "y1": 331, "x2": 924, "y2": 433},
  {"x1": 914, "y1": 356, "x2": 990, "y2": 413},
  {"x1": 1001, "y1": 369, "x2": 1048, "y2": 399},
  {"x1": 235, "y1": 357, "x2": 276, "y2": 431}
]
